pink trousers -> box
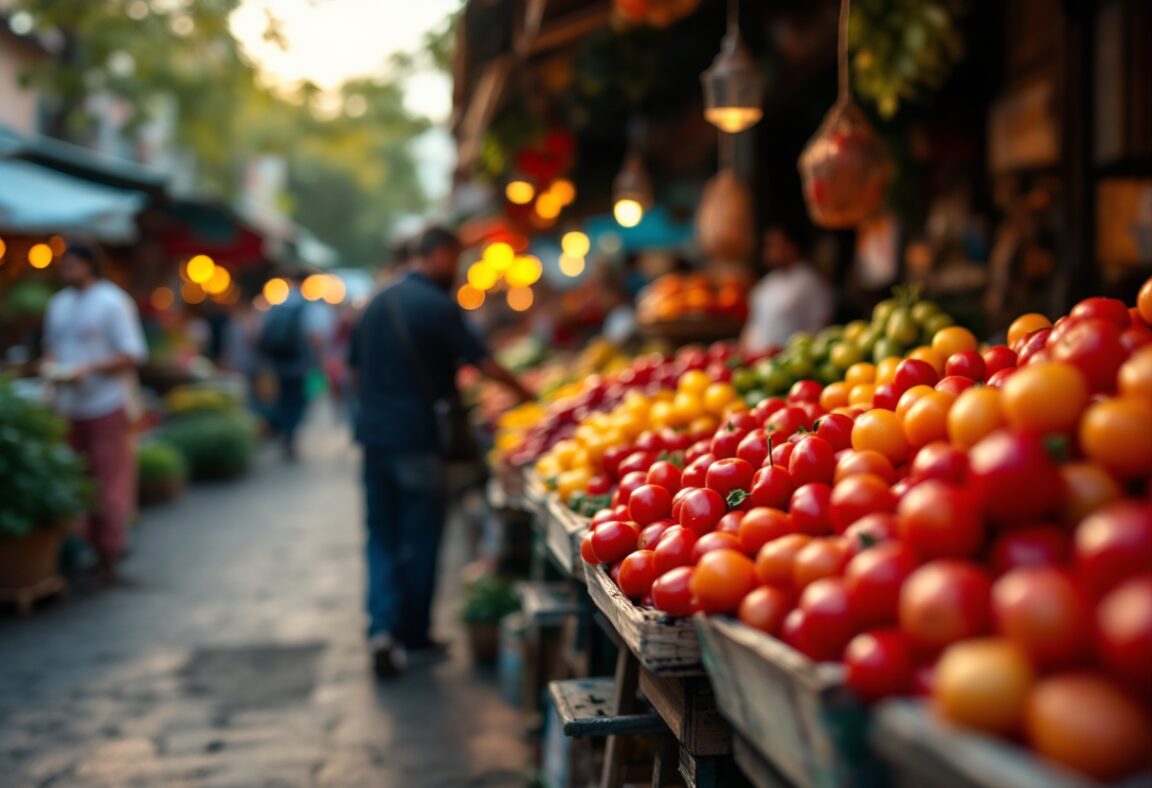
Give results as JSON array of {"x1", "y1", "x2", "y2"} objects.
[{"x1": 68, "y1": 409, "x2": 135, "y2": 563}]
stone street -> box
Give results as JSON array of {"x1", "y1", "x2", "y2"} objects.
[{"x1": 0, "y1": 419, "x2": 530, "y2": 788}]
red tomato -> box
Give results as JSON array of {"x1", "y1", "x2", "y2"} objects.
[
  {"x1": 988, "y1": 526, "x2": 1071, "y2": 575},
  {"x1": 591, "y1": 508, "x2": 619, "y2": 527},
  {"x1": 844, "y1": 629, "x2": 916, "y2": 702},
  {"x1": 790, "y1": 483, "x2": 833, "y2": 535},
  {"x1": 845, "y1": 542, "x2": 919, "y2": 628},
  {"x1": 715, "y1": 510, "x2": 744, "y2": 537},
  {"x1": 909, "y1": 441, "x2": 968, "y2": 485},
  {"x1": 628, "y1": 484, "x2": 673, "y2": 526},
  {"x1": 618, "y1": 451, "x2": 658, "y2": 478},
  {"x1": 580, "y1": 531, "x2": 599, "y2": 564},
  {"x1": 586, "y1": 475, "x2": 612, "y2": 497},
  {"x1": 637, "y1": 520, "x2": 674, "y2": 550},
  {"x1": 684, "y1": 439, "x2": 712, "y2": 465},
  {"x1": 789, "y1": 379, "x2": 824, "y2": 404},
  {"x1": 679, "y1": 487, "x2": 729, "y2": 535},
  {"x1": 601, "y1": 445, "x2": 633, "y2": 480},
  {"x1": 844, "y1": 513, "x2": 900, "y2": 556},
  {"x1": 834, "y1": 450, "x2": 896, "y2": 484},
  {"x1": 653, "y1": 525, "x2": 698, "y2": 574},
  {"x1": 736, "y1": 429, "x2": 771, "y2": 467},
  {"x1": 1121, "y1": 326, "x2": 1152, "y2": 355},
  {"x1": 815, "y1": 413, "x2": 855, "y2": 452},
  {"x1": 771, "y1": 439, "x2": 796, "y2": 467},
  {"x1": 893, "y1": 359, "x2": 940, "y2": 395},
  {"x1": 617, "y1": 550, "x2": 659, "y2": 598},
  {"x1": 935, "y1": 375, "x2": 976, "y2": 397},
  {"x1": 986, "y1": 368, "x2": 1016, "y2": 387},
  {"x1": 1070, "y1": 296, "x2": 1130, "y2": 327},
  {"x1": 680, "y1": 453, "x2": 715, "y2": 488},
  {"x1": 739, "y1": 507, "x2": 793, "y2": 556},
  {"x1": 781, "y1": 607, "x2": 841, "y2": 662},
  {"x1": 671, "y1": 487, "x2": 695, "y2": 521},
  {"x1": 752, "y1": 396, "x2": 786, "y2": 424},
  {"x1": 829, "y1": 474, "x2": 896, "y2": 533},
  {"x1": 633, "y1": 431, "x2": 665, "y2": 453},
  {"x1": 710, "y1": 427, "x2": 745, "y2": 460},
  {"x1": 793, "y1": 536, "x2": 851, "y2": 590},
  {"x1": 969, "y1": 430, "x2": 1063, "y2": 525},
  {"x1": 691, "y1": 549, "x2": 758, "y2": 614},
  {"x1": 1075, "y1": 500, "x2": 1152, "y2": 598},
  {"x1": 1017, "y1": 327, "x2": 1053, "y2": 366},
  {"x1": 1095, "y1": 574, "x2": 1152, "y2": 688},
  {"x1": 1051, "y1": 318, "x2": 1128, "y2": 393},
  {"x1": 651, "y1": 566, "x2": 696, "y2": 616},
  {"x1": 660, "y1": 428, "x2": 691, "y2": 452},
  {"x1": 872, "y1": 383, "x2": 900, "y2": 411},
  {"x1": 765, "y1": 406, "x2": 807, "y2": 440},
  {"x1": 590, "y1": 521, "x2": 640, "y2": 564},
  {"x1": 706, "y1": 457, "x2": 755, "y2": 499},
  {"x1": 615, "y1": 471, "x2": 650, "y2": 509},
  {"x1": 738, "y1": 586, "x2": 793, "y2": 636},
  {"x1": 982, "y1": 345, "x2": 1017, "y2": 378},
  {"x1": 755, "y1": 533, "x2": 811, "y2": 588},
  {"x1": 993, "y1": 567, "x2": 1090, "y2": 668},
  {"x1": 799, "y1": 577, "x2": 857, "y2": 656},
  {"x1": 898, "y1": 480, "x2": 985, "y2": 559},
  {"x1": 899, "y1": 560, "x2": 993, "y2": 652},
  {"x1": 749, "y1": 464, "x2": 794, "y2": 509},
  {"x1": 945, "y1": 351, "x2": 986, "y2": 381},
  {"x1": 692, "y1": 531, "x2": 743, "y2": 563},
  {"x1": 789, "y1": 435, "x2": 837, "y2": 486},
  {"x1": 796, "y1": 401, "x2": 825, "y2": 427},
  {"x1": 645, "y1": 461, "x2": 682, "y2": 495}
]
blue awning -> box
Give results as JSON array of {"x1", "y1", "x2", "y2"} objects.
[{"x1": 0, "y1": 158, "x2": 147, "y2": 241}]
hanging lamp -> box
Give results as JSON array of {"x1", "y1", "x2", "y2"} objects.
[
  {"x1": 701, "y1": 0, "x2": 763, "y2": 134},
  {"x1": 798, "y1": 0, "x2": 891, "y2": 228},
  {"x1": 613, "y1": 121, "x2": 653, "y2": 228}
]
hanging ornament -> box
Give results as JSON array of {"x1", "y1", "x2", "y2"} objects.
[
  {"x1": 798, "y1": 0, "x2": 891, "y2": 229},
  {"x1": 701, "y1": 0, "x2": 763, "y2": 134},
  {"x1": 613, "y1": 151, "x2": 652, "y2": 228},
  {"x1": 696, "y1": 169, "x2": 755, "y2": 262}
]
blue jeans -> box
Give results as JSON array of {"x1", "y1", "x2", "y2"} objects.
[
  {"x1": 362, "y1": 447, "x2": 446, "y2": 645},
  {"x1": 275, "y1": 373, "x2": 307, "y2": 447}
]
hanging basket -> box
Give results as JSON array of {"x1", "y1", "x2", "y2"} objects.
[
  {"x1": 799, "y1": 99, "x2": 892, "y2": 229},
  {"x1": 697, "y1": 168, "x2": 756, "y2": 262}
]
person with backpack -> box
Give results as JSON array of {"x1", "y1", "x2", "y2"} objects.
[{"x1": 258, "y1": 271, "x2": 328, "y2": 460}]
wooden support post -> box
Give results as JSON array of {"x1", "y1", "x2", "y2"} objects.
[{"x1": 600, "y1": 648, "x2": 640, "y2": 788}]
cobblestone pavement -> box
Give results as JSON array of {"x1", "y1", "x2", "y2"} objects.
[{"x1": 0, "y1": 418, "x2": 530, "y2": 788}]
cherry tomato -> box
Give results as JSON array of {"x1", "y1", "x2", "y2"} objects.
[
  {"x1": 591, "y1": 508, "x2": 619, "y2": 527},
  {"x1": 726, "y1": 411, "x2": 760, "y2": 433},
  {"x1": 789, "y1": 379, "x2": 823, "y2": 404},
  {"x1": 844, "y1": 541, "x2": 918, "y2": 628},
  {"x1": 748, "y1": 463, "x2": 794, "y2": 510},
  {"x1": 935, "y1": 375, "x2": 976, "y2": 397},
  {"x1": 590, "y1": 520, "x2": 640, "y2": 564},
  {"x1": 899, "y1": 559, "x2": 993, "y2": 652},
  {"x1": 628, "y1": 484, "x2": 673, "y2": 526},
  {"x1": 653, "y1": 525, "x2": 698, "y2": 574},
  {"x1": 580, "y1": 531, "x2": 600, "y2": 564},
  {"x1": 898, "y1": 480, "x2": 985, "y2": 559},
  {"x1": 1070, "y1": 296, "x2": 1130, "y2": 327},
  {"x1": 765, "y1": 406, "x2": 807, "y2": 440},
  {"x1": 798, "y1": 577, "x2": 857, "y2": 657},
  {"x1": 892, "y1": 359, "x2": 940, "y2": 395},
  {"x1": 751, "y1": 397, "x2": 786, "y2": 424},
  {"x1": 947, "y1": 387, "x2": 1006, "y2": 449},
  {"x1": 834, "y1": 450, "x2": 896, "y2": 484},
  {"x1": 793, "y1": 536, "x2": 851, "y2": 590},
  {"x1": 684, "y1": 439, "x2": 712, "y2": 465},
  {"x1": 829, "y1": 473, "x2": 896, "y2": 533},
  {"x1": 692, "y1": 531, "x2": 743, "y2": 563},
  {"x1": 796, "y1": 401, "x2": 825, "y2": 428},
  {"x1": 680, "y1": 453, "x2": 715, "y2": 488},
  {"x1": 691, "y1": 549, "x2": 757, "y2": 614},
  {"x1": 871, "y1": 383, "x2": 899, "y2": 411},
  {"x1": 706, "y1": 457, "x2": 755, "y2": 499},
  {"x1": 601, "y1": 445, "x2": 633, "y2": 480},
  {"x1": 1001, "y1": 362, "x2": 1089, "y2": 435},
  {"x1": 678, "y1": 487, "x2": 727, "y2": 535},
  {"x1": 789, "y1": 435, "x2": 837, "y2": 486},
  {"x1": 736, "y1": 429, "x2": 771, "y2": 467},
  {"x1": 895, "y1": 385, "x2": 936, "y2": 422},
  {"x1": 790, "y1": 483, "x2": 833, "y2": 536},
  {"x1": 738, "y1": 586, "x2": 793, "y2": 636},
  {"x1": 970, "y1": 430, "x2": 1063, "y2": 524},
  {"x1": 852, "y1": 409, "x2": 910, "y2": 465},
  {"x1": 1120, "y1": 325, "x2": 1152, "y2": 355},
  {"x1": 992, "y1": 567, "x2": 1089, "y2": 668},
  {"x1": 844, "y1": 629, "x2": 916, "y2": 702},
  {"x1": 738, "y1": 507, "x2": 793, "y2": 556},
  {"x1": 910, "y1": 441, "x2": 968, "y2": 484},
  {"x1": 770, "y1": 439, "x2": 795, "y2": 467},
  {"x1": 988, "y1": 526, "x2": 1071, "y2": 575},
  {"x1": 1095, "y1": 574, "x2": 1152, "y2": 688},
  {"x1": 671, "y1": 487, "x2": 695, "y2": 521},
  {"x1": 1079, "y1": 397, "x2": 1152, "y2": 480},
  {"x1": 651, "y1": 566, "x2": 696, "y2": 616},
  {"x1": 986, "y1": 367, "x2": 1017, "y2": 387},
  {"x1": 935, "y1": 638, "x2": 1035, "y2": 736},
  {"x1": 710, "y1": 426, "x2": 745, "y2": 460},
  {"x1": 715, "y1": 510, "x2": 744, "y2": 537},
  {"x1": 1051, "y1": 318, "x2": 1128, "y2": 393},
  {"x1": 638, "y1": 520, "x2": 675, "y2": 550},
  {"x1": 1118, "y1": 346, "x2": 1152, "y2": 400},
  {"x1": 781, "y1": 607, "x2": 840, "y2": 662},
  {"x1": 615, "y1": 471, "x2": 650, "y2": 509},
  {"x1": 618, "y1": 451, "x2": 657, "y2": 478},
  {"x1": 1017, "y1": 327, "x2": 1053, "y2": 366},
  {"x1": 945, "y1": 350, "x2": 985, "y2": 381},
  {"x1": 617, "y1": 550, "x2": 659, "y2": 598},
  {"x1": 755, "y1": 533, "x2": 812, "y2": 588},
  {"x1": 982, "y1": 345, "x2": 1017, "y2": 378},
  {"x1": 814, "y1": 413, "x2": 855, "y2": 452},
  {"x1": 844, "y1": 513, "x2": 899, "y2": 556},
  {"x1": 645, "y1": 461, "x2": 682, "y2": 495},
  {"x1": 1075, "y1": 500, "x2": 1152, "y2": 598},
  {"x1": 903, "y1": 391, "x2": 956, "y2": 448}
]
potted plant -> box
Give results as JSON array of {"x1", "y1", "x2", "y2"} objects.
[
  {"x1": 460, "y1": 574, "x2": 520, "y2": 664},
  {"x1": 137, "y1": 440, "x2": 187, "y2": 505},
  {"x1": 0, "y1": 378, "x2": 90, "y2": 595},
  {"x1": 160, "y1": 409, "x2": 257, "y2": 481}
]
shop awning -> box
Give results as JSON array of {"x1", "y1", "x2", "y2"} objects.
[
  {"x1": 159, "y1": 199, "x2": 268, "y2": 266},
  {"x1": 0, "y1": 158, "x2": 147, "y2": 241}
]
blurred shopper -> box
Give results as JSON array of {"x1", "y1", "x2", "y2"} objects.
[
  {"x1": 742, "y1": 223, "x2": 834, "y2": 355},
  {"x1": 42, "y1": 242, "x2": 147, "y2": 583},
  {"x1": 350, "y1": 225, "x2": 533, "y2": 677},
  {"x1": 258, "y1": 271, "x2": 326, "y2": 460}
]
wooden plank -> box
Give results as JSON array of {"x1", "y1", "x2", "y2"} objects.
[
  {"x1": 732, "y1": 735, "x2": 795, "y2": 788},
  {"x1": 601, "y1": 649, "x2": 641, "y2": 788},
  {"x1": 544, "y1": 493, "x2": 589, "y2": 581},
  {"x1": 514, "y1": 581, "x2": 581, "y2": 626},
  {"x1": 640, "y1": 670, "x2": 731, "y2": 757},
  {"x1": 548, "y1": 677, "x2": 665, "y2": 738},
  {"x1": 584, "y1": 563, "x2": 702, "y2": 676}
]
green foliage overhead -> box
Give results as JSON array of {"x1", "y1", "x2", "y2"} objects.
[{"x1": 0, "y1": 377, "x2": 90, "y2": 538}]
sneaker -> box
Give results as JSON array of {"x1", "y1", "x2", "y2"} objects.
[
  {"x1": 404, "y1": 638, "x2": 451, "y2": 667},
  {"x1": 369, "y1": 633, "x2": 406, "y2": 678}
]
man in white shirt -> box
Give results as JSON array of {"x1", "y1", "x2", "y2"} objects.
[
  {"x1": 43, "y1": 243, "x2": 148, "y2": 581},
  {"x1": 741, "y1": 224, "x2": 834, "y2": 354}
]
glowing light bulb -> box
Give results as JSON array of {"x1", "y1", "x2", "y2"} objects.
[
  {"x1": 28, "y1": 243, "x2": 53, "y2": 269},
  {"x1": 457, "y1": 283, "x2": 485, "y2": 310},
  {"x1": 263, "y1": 277, "x2": 289, "y2": 305},
  {"x1": 561, "y1": 231, "x2": 590, "y2": 258},
  {"x1": 505, "y1": 180, "x2": 535, "y2": 205},
  {"x1": 613, "y1": 199, "x2": 644, "y2": 228}
]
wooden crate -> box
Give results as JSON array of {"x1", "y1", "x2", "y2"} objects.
[
  {"x1": 523, "y1": 470, "x2": 551, "y2": 520},
  {"x1": 583, "y1": 563, "x2": 702, "y2": 676},
  {"x1": 873, "y1": 700, "x2": 1152, "y2": 788},
  {"x1": 694, "y1": 616, "x2": 879, "y2": 788},
  {"x1": 542, "y1": 493, "x2": 590, "y2": 580},
  {"x1": 640, "y1": 669, "x2": 731, "y2": 757}
]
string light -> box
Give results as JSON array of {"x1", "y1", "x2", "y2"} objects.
[
  {"x1": 505, "y1": 180, "x2": 535, "y2": 205},
  {"x1": 302, "y1": 273, "x2": 327, "y2": 301},
  {"x1": 507, "y1": 287, "x2": 534, "y2": 312},
  {"x1": 181, "y1": 281, "x2": 206, "y2": 304},
  {"x1": 467, "y1": 261, "x2": 499, "y2": 291},
  {"x1": 323, "y1": 276, "x2": 346, "y2": 304},
  {"x1": 203, "y1": 266, "x2": 232, "y2": 295},
  {"x1": 186, "y1": 254, "x2": 215, "y2": 284},
  {"x1": 613, "y1": 199, "x2": 644, "y2": 228},
  {"x1": 263, "y1": 277, "x2": 289, "y2": 305},
  {"x1": 484, "y1": 242, "x2": 514, "y2": 272},
  {"x1": 457, "y1": 283, "x2": 485, "y2": 310},
  {"x1": 561, "y1": 231, "x2": 590, "y2": 257},
  {"x1": 48, "y1": 235, "x2": 67, "y2": 256},
  {"x1": 28, "y1": 243, "x2": 53, "y2": 269},
  {"x1": 535, "y1": 193, "x2": 562, "y2": 220},
  {"x1": 559, "y1": 254, "x2": 586, "y2": 277},
  {"x1": 506, "y1": 255, "x2": 543, "y2": 287},
  {"x1": 550, "y1": 178, "x2": 576, "y2": 206}
]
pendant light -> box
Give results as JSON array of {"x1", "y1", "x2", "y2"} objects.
[
  {"x1": 613, "y1": 120, "x2": 653, "y2": 228},
  {"x1": 701, "y1": 0, "x2": 763, "y2": 135}
]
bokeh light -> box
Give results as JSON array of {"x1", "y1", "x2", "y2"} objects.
[
  {"x1": 253, "y1": 295, "x2": 270, "y2": 312},
  {"x1": 613, "y1": 199, "x2": 644, "y2": 228},
  {"x1": 505, "y1": 180, "x2": 535, "y2": 205},
  {"x1": 151, "y1": 287, "x2": 175, "y2": 311},
  {"x1": 203, "y1": 266, "x2": 232, "y2": 295},
  {"x1": 302, "y1": 273, "x2": 327, "y2": 301},
  {"x1": 181, "y1": 281, "x2": 206, "y2": 304},
  {"x1": 0, "y1": 237, "x2": 7, "y2": 260},
  {"x1": 467, "y1": 261, "x2": 499, "y2": 291},
  {"x1": 457, "y1": 283, "x2": 485, "y2": 310},
  {"x1": 561, "y1": 231, "x2": 590, "y2": 257},
  {"x1": 48, "y1": 235, "x2": 67, "y2": 256},
  {"x1": 506, "y1": 255, "x2": 543, "y2": 287},
  {"x1": 28, "y1": 243, "x2": 53, "y2": 269},
  {"x1": 186, "y1": 254, "x2": 215, "y2": 284},
  {"x1": 559, "y1": 254, "x2": 586, "y2": 277},
  {"x1": 323, "y1": 276, "x2": 346, "y2": 304},
  {"x1": 535, "y1": 193, "x2": 562, "y2": 220},
  {"x1": 507, "y1": 286, "x2": 534, "y2": 312},
  {"x1": 549, "y1": 178, "x2": 576, "y2": 206},
  {"x1": 263, "y1": 277, "x2": 289, "y2": 305},
  {"x1": 484, "y1": 242, "x2": 514, "y2": 272}
]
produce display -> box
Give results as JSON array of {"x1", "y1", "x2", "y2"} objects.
[
  {"x1": 511, "y1": 278, "x2": 1152, "y2": 783},
  {"x1": 636, "y1": 272, "x2": 748, "y2": 325}
]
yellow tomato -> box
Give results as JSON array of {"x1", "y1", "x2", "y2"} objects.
[
  {"x1": 670, "y1": 390, "x2": 703, "y2": 427},
  {"x1": 851, "y1": 409, "x2": 910, "y2": 464},
  {"x1": 535, "y1": 456, "x2": 561, "y2": 483},
  {"x1": 651, "y1": 389, "x2": 676, "y2": 403},
  {"x1": 570, "y1": 447, "x2": 593, "y2": 472},
  {"x1": 849, "y1": 383, "x2": 876, "y2": 408},
  {"x1": 551, "y1": 439, "x2": 579, "y2": 470},
  {"x1": 557, "y1": 468, "x2": 592, "y2": 503},
  {"x1": 1007, "y1": 313, "x2": 1052, "y2": 347},
  {"x1": 908, "y1": 346, "x2": 947, "y2": 376},
  {"x1": 931, "y1": 326, "x2": 979, "y2": 359},
  {"x1": 649, "y1": 400, "x2": 675, "y2": 429},
  {"x1": 845, "y1": 362, "x2": 877, "y2": 388},
  {"x1": 703, "y1": 382, "x2": 739, "y2": 416},
  {"x1": 948, "y1": 387, "x2": 1006, "y2": 449},
  {"x1": 820, "y1": 381, "x2": 851, "y2": 411},
  {"x1": 895, "y1": 384, "x2": 937, "y2": 421},
  {"x1": 876, "y1": 356, "x2": 902, "y2": 386},
  {"x1": 1059, "y1": 462, "x2": 1123, "y2": 524},
  {"x1": 679, "y1": 369, "x2": 711, "y2": 396},
  {"x1": 689, "y1": 415, "x2": 720, "y2": 435}
]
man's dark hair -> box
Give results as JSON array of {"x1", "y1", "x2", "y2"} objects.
[
  {"x1": 390, "y1": 236, "x2": 415, "y2": 267},
  {"x1": 63, "y1": 241, "x2": 105, "y2": 277},
  {"x1": 765, "y1": 219, "x2": 813, "y2": 253},
  {"x1": 416, "y1": 225, "x2": 460, "y2": 257}
]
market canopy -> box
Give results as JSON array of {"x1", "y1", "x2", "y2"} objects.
[{"x1": 0, "y1": 158, "x2": 147, "y2": 241}]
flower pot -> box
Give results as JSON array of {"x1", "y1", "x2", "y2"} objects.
[
  {"x1": 0, "y1": 527, "x2": 63, "y2": 591},
  {"x1": 465, "y1": 621, "x2": 502, "y2": 664},
  {"x1": 139, "y1": 475, "x2": 185, "y2": 506}
]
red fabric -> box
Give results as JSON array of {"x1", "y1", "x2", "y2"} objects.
[{"x1": 68, "y1": 409, "x2": 135, "y2": 562}]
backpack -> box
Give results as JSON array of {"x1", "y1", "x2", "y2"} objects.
[{"x1": 258, "y1": 301, "x2": 306, "y2": 361}]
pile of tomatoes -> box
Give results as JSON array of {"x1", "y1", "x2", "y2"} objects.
[{"x1": 577, "y1": 281, "x2": 1152, "y2": 782}]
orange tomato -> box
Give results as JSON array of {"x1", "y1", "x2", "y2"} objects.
[
  {"x1": 852, "y1": 409, "x2": 910, "y2": 464},
  {"x1": 1079, "y1": 397, "x2": 1152, "y2": 479},
  {"x1": 1138, "y1": 276, "x2": 1152, "y2": 325},
  {"x1": 931, "y1": 326, "x2": 979, "y2": 359},
  {"x1": 1118, "y1": 346, "x2": 1152, "y2": 401},
  {"x1": 895, "y1": 384, "x2": 937, "y2": 421},
  {"x1": 649, "y1": 400, "x2": 675, "y2": 429},
  {"x1": 903, "y1": 391, "x2": 956, "y2": 448},
  {"x1": 1058, "y1": 462, "x2": 1123, "y2": 524},
  {"x1": 948, "y1": 387, "x2": 1006, "y2": 449},
  {"x1": 849, "y1": 383, "x2": 876, "y2": 408},
  {"x1": 834, "y1": 449, "x2": 897, "y2": 484},
  {"x1": 876, "y1": 357, "x2": 902, "y2": 386},
  {"x1": 690, "y1": 549, "x2": 758, "y2": 614},
  {"x1": 679, "y1": 369, "x2": 711, "y2": 396},
  {"x1": 1001, "y1": 361, "x2": 1089, "y2": 434},
  {"x1": 908, "y1": 346, "x2": 947, "y2": 376},
  {"x1": 845, "y1": 362, "x2": 877, "y2": 388},
  {"x1": 935, "y1": 638, "x2": 1035, "y2": 735},
  {"x1": 1008, "y1": 313, "x2": 1052, "y2": 347},
  {"x1": 819, "y1": 381, "x2": 851, "y2": 411},
  {"x1": 702, "y1": 382, "x2": 738, "y2": 416}
]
